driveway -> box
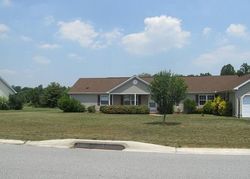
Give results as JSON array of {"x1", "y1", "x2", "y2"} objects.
[{"x1": 0, "y1": 144, "x2": 249, "y2": 179}]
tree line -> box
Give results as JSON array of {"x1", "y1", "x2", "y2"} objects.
[{"x1": 12, "y1": 82, "x2": 69, "y2": 108}]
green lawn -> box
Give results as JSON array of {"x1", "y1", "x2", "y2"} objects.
[{"x1": 0, "y1": 107, "x2": 250, "y2": 148}]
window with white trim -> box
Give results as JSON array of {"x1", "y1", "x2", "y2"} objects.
[
  {"x1": 199, "y1": 95, "x2": 206, "y2": 105},
  {"x1": 207, "y1": 95, "x2": 215, "y2": 101},
  {"x1": 100, "y1": 95, "x2": 109, "y2": 105},
  {"x1": 123, "y1": 95, "x2": 137, "y2": 105},
  {"x1": 199, "y1": 94, "x2": 215, "y2": 106}
]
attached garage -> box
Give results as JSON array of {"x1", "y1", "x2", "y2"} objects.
[{"x1": 242, "y1": 95, "x2": 250, "y2": 117}]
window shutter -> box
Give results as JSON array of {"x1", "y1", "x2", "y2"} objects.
[
  {"x1": 138, "y1": 95, "x2": 141, "y2": 105},
  {"x1": 97, "y1": 95, "x2": 100, "y2": 106},
  {"x1": 121, "y1": 95, "x2": 123, "y2": 105},
  {"x1": 195, "y1": 95, "x2": 199, "y2": 105}
]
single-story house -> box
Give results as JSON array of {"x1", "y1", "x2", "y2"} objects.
[
  {"x1": 69, "y1": 75, "x2": 250, "y2": 118},
  {"x1": 0, "y1": 76, "x2": 16, "y2": 99}
]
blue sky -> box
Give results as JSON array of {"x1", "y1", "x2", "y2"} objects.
[{"x1": 0, "y1": 0, "x2": 250, "y2": 87}]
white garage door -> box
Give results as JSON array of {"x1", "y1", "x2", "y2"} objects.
[{"x1": 242, "y1": 95, "x2": 250, "y2": 118}]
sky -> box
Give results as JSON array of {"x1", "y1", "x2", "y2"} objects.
[{"x1": 0, "y1": 0, "x2": 250, "y2": 87}]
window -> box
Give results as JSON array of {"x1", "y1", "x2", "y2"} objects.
[
  {"x1": 199, "y1": 94, "x2": 215, "y2": 106},
  {"x1": 123, "y1": 95, "x2": 137, "y2": 105},
  {"x1": 207, "y1": 95, "x2": 215, "y2": 101},
  {"x1": 100, "y1": 95, "x2": 109, "y2": 105},
  {"x1": 199, "y1": 95, "x2": 206, "y2": 105},
  {"x1": 123, "y1": 95, "x2": 131, "y2": 105},
  {"x1": 149, "y1": 102, "x2": 156, "y2": 108}
]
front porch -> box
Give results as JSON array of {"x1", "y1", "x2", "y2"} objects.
[
  {"x1": 110, "y1": 94, "x2": 149, "y2": 106},
  {"x1": 98, "y1": 94, "x2": 157, "y2": 113}
]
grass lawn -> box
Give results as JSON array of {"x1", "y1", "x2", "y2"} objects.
[{"x1": 0, "y1": 107, "x2": 250, "y2": 148}]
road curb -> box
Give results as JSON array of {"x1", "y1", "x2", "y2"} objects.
[
  {"x1": 0, "y1": 139, "x2": 25, "y2": 145},
  {"x1": 1, "y1": 139, "x2": 250, "y2": 155}
]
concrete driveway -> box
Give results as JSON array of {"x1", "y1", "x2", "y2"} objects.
[{"x1": 0, "y1": 144, "x2": 250, "y2": 179}]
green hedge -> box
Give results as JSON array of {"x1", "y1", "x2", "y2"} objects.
[
  {"x1": 0, "y1": 97, "x2": 9, "y2": 110},
  {"x1": 87, "y1": 105, "x2": 96, "y2": 113},
  {"x1": 183, "y1": 98, "x2": 196, "y2": 114},
  {"x1": 100, "y1": 105, "x2": 149, "y2": 114}
]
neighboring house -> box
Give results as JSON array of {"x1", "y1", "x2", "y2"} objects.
[
  {"x1": 0, "y1": 76, "x2": 16, "y2": 99},
  {"x1": 69, "y1": 75, "x2": 250, "y2": 118}
]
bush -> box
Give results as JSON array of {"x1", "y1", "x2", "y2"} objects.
[
  {"x1": 202, "y1": 96, "x2": 232, "y2": 116},
  {"x1": 203, "y1": 100, "x2": 213, "y2": 114},
  {"x1": 100, "y1": 105, "x2": 149, "y2": 114},
  {"x1": 8, "y1": 94, "x2": 24, "y2": 110},
  {"x1": 183, "y1": 99, "x2": 196, "y2": 114},
  {"x1": 0, "y1": 97, "x2": 9, "y2": 110},
  {"x1": 87, "y1": 105, "x2": 96, "y2": 113},
  {"x1": 195, "y1": 108, "x2": 203, "y2": 114},
  {"x1": 58, "y1": 96, "x2": 85, "y2": 112}
]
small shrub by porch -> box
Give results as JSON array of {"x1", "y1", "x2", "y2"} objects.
[{"x1": 100, "y1": 105, "x2": 149, "y2": 114}]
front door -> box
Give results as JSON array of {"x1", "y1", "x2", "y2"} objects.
[{"x1": 148, "y1": 100, "x2": 157, "y2": 113}]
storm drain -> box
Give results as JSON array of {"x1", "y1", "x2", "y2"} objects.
[{"x1": 74, "y1": 142, "x2": 125, "y2": 151}]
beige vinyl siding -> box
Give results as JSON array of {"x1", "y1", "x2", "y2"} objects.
[
  {"x1": 70, "y1": 94, "x2": 98, "y2": 107},
  {"x1": 111, "y1": 78, "x2": 150, "y2": 94}
]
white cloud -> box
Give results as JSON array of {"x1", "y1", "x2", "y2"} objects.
[
  {"x1": 202, "y1": 27, "x2": 212, "y2": 36},
  {"x1": 44, "y1": 16, "x2": 55, "y2": 26},
  {"x1": 33, "y1": 56, "x2": 51, "y2": 65},
  {"x1": 20, "y1": 35, "x2": 33, "y2": 42},
  {"x1": 39, "y1": 43, "x2": 60, "y2": 49},
  {"x1": 0, "y1": 68, "x2": 16, "y2": 75},
  {"x1": 58, "y1": 20, "x2": 98, "y2": 48},
  {"x1": 0, "y1": 24, "x2": 9, "y2": 38},
  {"x1": 68, "y1": 53, "x2": 84, "y2": 62},
  {"x1": 121, "y1": 15, "x2": 190, "y2": 55},
  {"x1": 226, "y1": 24, "x2": 248, "y2": 37},
  {"x1": 193, "y1": 45, "x2": 250, "y2": 68},
  {"x1": 2, "y1": 0, "x2": 11, "y2": 7},
  {"x1": 57, "y1": 20, "x2": 122, "y2": 49}
]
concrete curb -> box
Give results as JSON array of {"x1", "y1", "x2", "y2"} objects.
[
  {"x1": 1, "y1": 139, "x2": 250, "y2": 155},
  {"x1": 0, "y1": 139, "x2": 25, "y2": 145}
]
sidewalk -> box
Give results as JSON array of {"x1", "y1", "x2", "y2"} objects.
[{"x1": 1, "y1": 139, "x2": 250, "y2": 155}]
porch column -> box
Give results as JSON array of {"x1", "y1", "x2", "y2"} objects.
[
  {"x1": 108, "y1": 93, "x2": 111, "y2": 105},
  {"x1": 134, "y1": 94, "x2": 136, "y2": 105},
  {"x1": 112, "y1": 94, "x2": 114, "y2": 105}
]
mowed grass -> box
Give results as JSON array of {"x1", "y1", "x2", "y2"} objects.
[{"x1": 0, "y1": 107, "x2": 250, "y2": 148}]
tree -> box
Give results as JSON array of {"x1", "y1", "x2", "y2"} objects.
[
  {"x1": 200, "y1": 72, "x2": 212, "y2": 76},
  {"x1": 220, "y1": 64, "x2": 235, "y2": 75},
  {"x1": 138, "y1": 73, "x2": 152, "y2": 77},
  {"x1": 41, "y1": 82, "x2": 67, "y2": 108},
  {"x1": 150, "y1": 71, "x2": 187, "y2": 123},
  {"x1": 237, "y1": 63, "x2": 250, "y2": 76},
  {"x1": 30, "y1": 85, "x2": 44, "y2": 107}
]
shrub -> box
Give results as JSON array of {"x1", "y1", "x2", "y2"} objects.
[
  {"x1": 58, "y1": 96, "x2": 85, "y2": 112},
  {"x1": 0, "y1": 97, "x2": 9, "y2": 110},
  {"x1": 203, "y1": 100, "x2": 213, "y2": 114},
  {"x1": 8, "y1": 94, "x2": 24, "y2": 110},
  {"x1": 202, "y1": 96, "x2": 232, "y2": 116},
  {"x1": 100, "y1": 105, "x2": 149, "y2": 114},
  {"x1": 183, "y1": 99, "x2": 196, "y2": 114},
  {"x1": 87, "y1": 105, "x2": 96, "y2": 113},
  {"x1": 195, "y1": 108, "x2": 203, "y2": 114}
]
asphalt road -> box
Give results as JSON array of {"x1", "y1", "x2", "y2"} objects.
[{"x1": 0, "y1": 144, "x2": 250, "y2": 179}]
